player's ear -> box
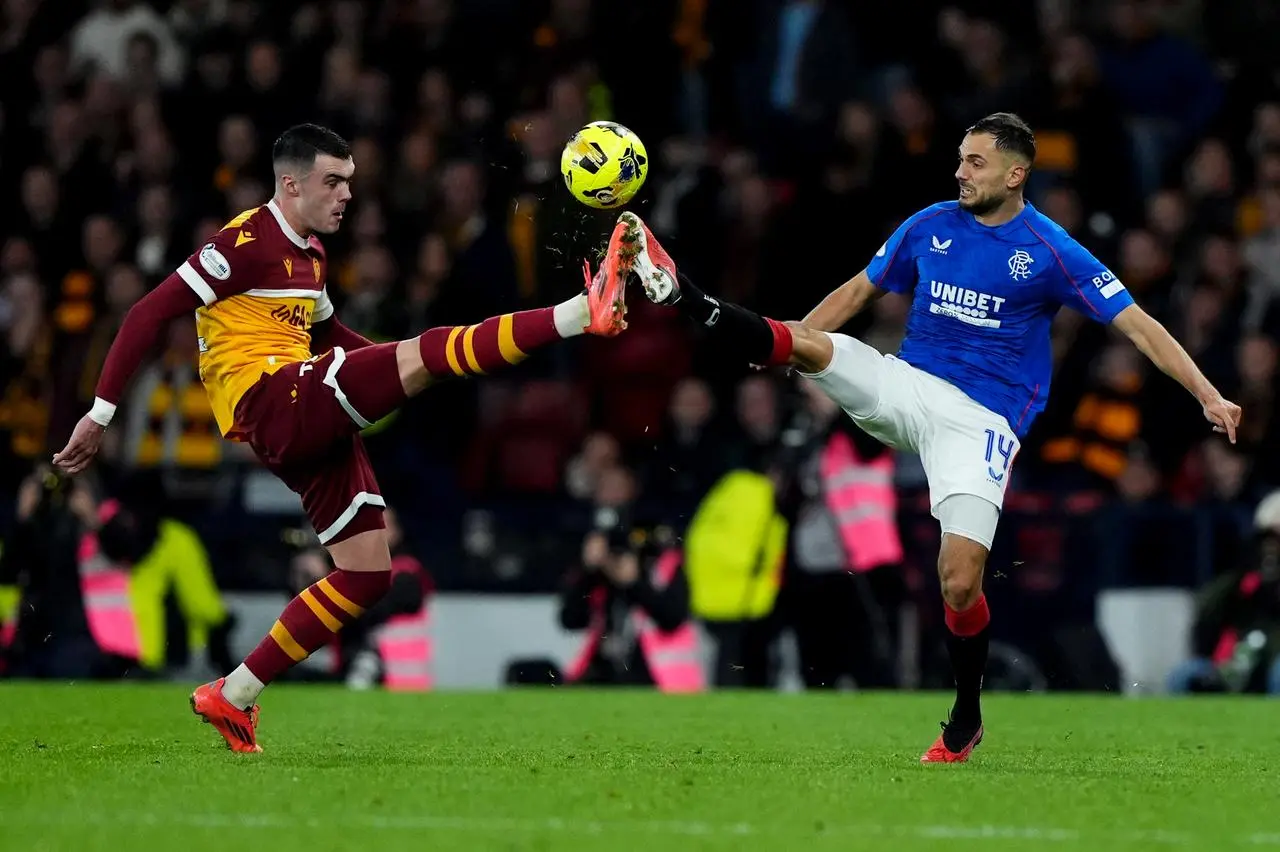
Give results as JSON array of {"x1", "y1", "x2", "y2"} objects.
[{"x1": 1006, "y1": 162, "x2": 1029, "y2": 191}]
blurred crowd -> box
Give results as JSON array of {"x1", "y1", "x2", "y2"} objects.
[{"x1": 1, "y1": 0, "x2": 1280, "y2": 618}]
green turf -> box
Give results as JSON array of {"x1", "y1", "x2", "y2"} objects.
[{"x1": 0, "y1": 684, "x2": 1276, "y2": 852}]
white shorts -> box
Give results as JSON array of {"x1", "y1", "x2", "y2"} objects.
[{"x1": 799, "y1": 332, "x2": 1021, "y2": 520}]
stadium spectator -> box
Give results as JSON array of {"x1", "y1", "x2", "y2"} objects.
[
  {"x1": 641, "y1": 377, "x2": 729, "y2": 522},
  {"x1": 1167, "y1": 488, "x2": 1280, "y2": 694},
  {"x1": 1040, "y1": 341, "x2": 1146, "y2": 492}
]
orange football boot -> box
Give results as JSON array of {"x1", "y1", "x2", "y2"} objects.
[
  {"x1": 581, "y1": 218, "x2": 633, "y2": 336},
  {"x1": 616, "y1": 211, "x2": 680, "y2": 305},
  {"x1": 190, "y1": 678, "x2": 262, "y2": 753},
  {"x1": 920, "y1": 716, "x2": 983, "y2": 764}
]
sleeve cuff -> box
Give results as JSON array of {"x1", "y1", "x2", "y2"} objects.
[{"x1": 88, "y1": 397, "x2": 117, "y2": 427}]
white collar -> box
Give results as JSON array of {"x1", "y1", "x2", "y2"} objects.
[{"x1": 267, "y1": 198, "x2": 310, "y2": 249}]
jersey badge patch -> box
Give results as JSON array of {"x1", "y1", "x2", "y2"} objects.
[{"x1": 199, "y1": 244, "x2": 231, "y2": 280}]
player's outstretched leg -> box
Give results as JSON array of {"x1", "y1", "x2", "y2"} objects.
[
  {"x1": 920, "y1": 526, "x2": 991, "y2": 764},
  {"x1": 411, "y1": 219, "x2": 630, "y2": 388},
  {"x1": 287, "y1": 232, "x2": 634, "y2": 432},
  {"x1": 616, "y1": 211, "x2": 832, "y2": 373}
]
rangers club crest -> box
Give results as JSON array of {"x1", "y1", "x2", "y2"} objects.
[{"x1": 1008, "y1": 249, "x2": 1034, "y2": 280}]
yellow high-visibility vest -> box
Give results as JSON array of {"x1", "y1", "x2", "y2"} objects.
[{"x1": 683, "y1": 470, "x2": 787, "y2": 621}]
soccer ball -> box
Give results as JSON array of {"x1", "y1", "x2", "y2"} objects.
[{"x1": 560, "y1": 121, "x2": 648, "y2": 209}]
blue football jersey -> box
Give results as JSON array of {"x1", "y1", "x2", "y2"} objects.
[{"x1": 865, "y1": 201, "x2": 1134, "y2": 437}]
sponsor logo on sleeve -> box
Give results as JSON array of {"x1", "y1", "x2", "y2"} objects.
[
  {"x1": 199, "y1": 244, "x2": 231, "y2": 280},
  {"x1": 1093, "y1": 270, "x2": 1125, "y2": 299}
]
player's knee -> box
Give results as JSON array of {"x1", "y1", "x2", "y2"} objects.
[
  {"x1": 934, "y1": 495, "x2": 996, "y2": 608},
  {"x1": 324, "y1": 525, "x2": 393, "y2": 574},
  {"x1": 784, "y1": 322, "x2": 833, "y2": 373},
  {"x1": 937, "y1": 546, "x2": 985, "y2": 610},
  {"x1": 395, "y1": 338, "x2": 432, "y2": 397}
]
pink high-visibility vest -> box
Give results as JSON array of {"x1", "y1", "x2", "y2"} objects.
[
  {"x1": 1211, "y1": 571, "x2": 1264, "y2": 665},
  {"x1": 820, "y1": 432, "x2": 904, "y2": 572},
  {"x1": 77, "y1": 499, "x2": 142, "y2": 661},
  {"x1": 375, "y1": 554, "x2": 433, "y2": 691},
  {"x1": 566, "y1": 548, "x2": 706, "y2": 692}
]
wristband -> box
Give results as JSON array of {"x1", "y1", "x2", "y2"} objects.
[{"x1": 87, "y1": 397, "x2": 117, "y2": 427}]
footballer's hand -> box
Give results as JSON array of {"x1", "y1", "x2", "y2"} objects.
[
  {"x1": 52, "y1": 414, "x2": 105, "y2": 474},
  {"x1": 1203, "y1": 395, "x2": 1242, "y2": 444}
]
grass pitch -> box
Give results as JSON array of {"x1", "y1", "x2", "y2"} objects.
[{"x1": 0, "y1": 684, "x2": 1276, "y2": 851}]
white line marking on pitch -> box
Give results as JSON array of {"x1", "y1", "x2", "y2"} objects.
[{"x1": 2, "y1": 811, "x2": 1276, "y2": 845}]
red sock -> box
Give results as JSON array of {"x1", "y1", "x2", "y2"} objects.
[
  {"x1": 418, "y1": 308, "x2": 559, "y2": 378},
  {"x1": 243, "y1": 569, "x2": 390, "y2": 683},
  {"x1": 763, "y1": 318, "x2": 793, "y2": 366},
  {"x1": 944, "y1": 594, "x2": 990, "y2": 637}
]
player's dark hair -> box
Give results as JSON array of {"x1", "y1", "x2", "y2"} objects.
[
  {"x1": 272, "y1": 124, "x2": 351, "y2": 171},
  {"x1": 966, "y1": 112, "x2": 1036, "y2": 164}
]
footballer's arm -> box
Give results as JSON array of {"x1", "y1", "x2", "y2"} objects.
[
  {"x1": 307, "y1": 285, "x2": 375, "y2": 355},
  {"x1": 52, "y1": 274, "x2": 206, "y2": 473},
  {"x1": 1111, "y1": 303, "x2": 1242, "y2": 442},
  {"x1": 801, "y1": 269, "x2": 885, "y2": 333},
  {"x1": 309, "y1": 315, "x2": 374, "y2": 355}
]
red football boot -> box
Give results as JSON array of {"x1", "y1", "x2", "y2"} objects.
[
  {"x1": 190, "y1": 678, "x2": 262, "y2": 753},
  {"x1": 616, "y1": 211, "x2": 680, "y2": 305},
  {"x1": 920, "y1": 716, "x2": 983, "y2": 764},
  {"x1": 581, "y1": 217, "x2": 632, "y2": 336}
]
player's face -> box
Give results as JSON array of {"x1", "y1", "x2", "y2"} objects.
[
  {"x1": 298, "y1": 154, "x2": 354, "y2": 234},
  {"x1": 955, "y1": 133, "x2": 1022, "y2": 215}
]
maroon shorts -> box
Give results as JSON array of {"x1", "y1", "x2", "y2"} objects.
[{"x1": 233, "y1": 344, "x2": 403, "y2": 546}]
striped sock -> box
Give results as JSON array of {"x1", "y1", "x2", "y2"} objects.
[
  {"x1": 417, "y1": 296, "x2": 587, "y2": 379},
  {"x1": 230, "y1": 569, "x2": 390, "y2": 706}
]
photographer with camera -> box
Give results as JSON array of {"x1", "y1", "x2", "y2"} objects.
[
  {"x1": 1167, "y1": 489, "x2": 1280, "y2": 695},
  {"x1": 0, "y1": 465, "x2": 235, "y2": 680},
  {"x1": 559, "y1": 465, "x2": 703, "y2": 691},
  {"x1": 0, "y1": 466, "x2": 131, "y2": 678}
]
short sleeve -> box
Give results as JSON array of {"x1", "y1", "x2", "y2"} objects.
[
  {"x1": 313, "y1": 286, "x2": 335, "y2": 322},
  {"x1": 866, "y1": 211, "x2": 926, "y2": 294},
  {"x1": 1049, "y1": 236, "x2": 1134, "y2": 323},
  {"x1": 173, "y1": 227, "x2": 258, "y2": 306}
]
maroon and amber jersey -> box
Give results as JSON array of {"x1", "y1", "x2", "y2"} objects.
[{"x1": 176, "y1": 200, "x2": 334, "y2": 436}]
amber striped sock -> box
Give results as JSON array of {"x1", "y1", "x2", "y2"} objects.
[
  {"x1": 225, "y1": 569, "x2": 390, "y2": 707},
  {"x1": 417, "y1": 295, "x2": 588, "y2": 379}
]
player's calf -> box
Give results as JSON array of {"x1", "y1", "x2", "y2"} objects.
[
  {"x1": 640, "y1": 267, "x2": 796, "y2": 368},
  {"x1": 406, "y1": 278, "x2": 621, "y2": 391},
  {"x1": 220, "y1": 567, "x2": 392, "y2": 710},
  {"x1": 938, "y1": 534, "x2": 986, "y2": 612},
  {"x1": 414, "y1": 300, "x2": 585, "y2": 384}
]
